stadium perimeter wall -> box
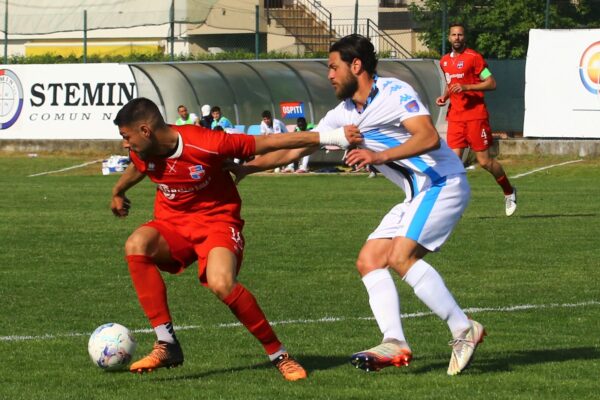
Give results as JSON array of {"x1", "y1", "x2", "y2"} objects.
[{"x1": 1, "y1": 59, "x2": 599, "y2": 158}]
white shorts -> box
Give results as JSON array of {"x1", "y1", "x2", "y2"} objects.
[{"x1": 367, "y1": 174, "x2": 470, "y2": 252}]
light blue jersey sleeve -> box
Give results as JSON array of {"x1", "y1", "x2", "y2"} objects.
[{"x1": 389, "y1": 82, "x2": 430, "y2": 123}]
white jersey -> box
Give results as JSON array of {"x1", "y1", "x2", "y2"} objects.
[
  {"x1": 260, "y1": 118, "x2": 288, "y2": 134},
  {"x1": 316, "y1": 76, "x2": 465, "y2": 201}
]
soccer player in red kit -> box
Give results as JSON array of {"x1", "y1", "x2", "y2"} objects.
[
  {"x1": 436, "y1": 23, "x2": 517, "y2": 216},
  {"x1": 110, "y1": 98, "x2": 360, "y2": 380}
]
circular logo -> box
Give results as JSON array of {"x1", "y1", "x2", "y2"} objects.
[
  {"x1": 0, "y1": 69, "x2": 24, "y2": 129},
  {"x1": 579, "y1": 41, "x2": 600, "y2": 95}
]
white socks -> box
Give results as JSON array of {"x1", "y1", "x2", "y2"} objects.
[
  {"x1": 268, "y1": 346, "x2": 287, "y2": 362},
  {"x1": 403, "y1": 259, "x2": 471, "y2": 337},
  {"x1": 362, "y1": 268, "x2": 406, "y2": 343},
  {"x1": 154, "y1": 322, "x2": 177, "y2": 343}
]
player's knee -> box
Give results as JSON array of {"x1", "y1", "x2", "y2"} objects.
[
  {"x1": 124, "y1": 232, "x2": 152, "y2": 256},
  {"x1": 355, "y1": 257, "x2": 369, "y2": 275},
  {"x1": 356, "y1": 256, "x2": 385, "y2": 277},
  {"x1": 207, "y1": 277, "x2": 235, "y2": 300},
  {"x1": 477, "y1": 155, "x2": 494, "y2": 170}
]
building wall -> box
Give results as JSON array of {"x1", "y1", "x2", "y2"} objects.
[{"x1": 1, "y1": 0, "x2": 429, "y2": 57}]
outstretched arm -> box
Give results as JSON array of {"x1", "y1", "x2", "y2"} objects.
[
  {"x1": 243, "y1": 145, "x2": 319, "y2": 175},
  {"x1": 253, "y1": 126, "x2": 361, "y2": 155},
  {"x1": 227, "y1": 126, "x2": 362, "y2": 183},
  {"x1": 110, "y1": 163, "x2": 146, "y2": 217}
]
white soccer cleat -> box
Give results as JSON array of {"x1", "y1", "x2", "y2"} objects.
[
  {"x1": 447, "y1": 320, "x2": 486, "y2": 376},
  {"x1": 505, "y1": 187, "x2": 517, "y2": 216},
  {"x1": 350, "y1": 339, "x2": 412, "y2": 372}
]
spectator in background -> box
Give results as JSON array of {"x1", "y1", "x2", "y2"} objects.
[
  {"x1": 294, "y1": 117, "x2": 314, "y2": 173},
  {"x1": 175, "y1": 105, "x2": 199, "y2": 126},
  {"x1": 199, "y1": 104, "x2": 213, "y2": 129},
  {"x1": 260, "y1": 110, "x2": 292, "y2": 172},
  {"x1": 260, "y1": 110, "x2": 288, "y2": 135},
  {"x1": 210, "y1": 106, "x2": 234, "y2": 130}
]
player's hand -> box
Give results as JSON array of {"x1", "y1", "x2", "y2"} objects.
[
  {"x1": 223, "y1": 160, "x2": 248, "y2": 185},
  {"x1": 435, "y1": 96, "x2": 447, "y2": 106},
  {"x1": 344, "y1": 148, "x2": 384, "y2": 170},
  {"x1": 111, "y1": 193, "x2": 131, "y2": 218},
  {"x1": 448, "y1": 83, "x2": 464, "y2": 93},
  {"x1": 343, "y1": 125, "x2": 363, "y2": 146}
]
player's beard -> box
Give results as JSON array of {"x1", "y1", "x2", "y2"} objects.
[
  {"x1": 452, "y1": 41, "x2": 465, "y2": 52},
  {"x1": 335, "y1": 73, "x2": 359, "y2": 100}
]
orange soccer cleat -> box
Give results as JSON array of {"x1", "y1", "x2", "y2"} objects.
[
  {"x1": 129, "y1": 340, "x2": 184, "y2": 373},
  {"x1": 271, "y1": 353, "x2": 307, "y2": 381}
]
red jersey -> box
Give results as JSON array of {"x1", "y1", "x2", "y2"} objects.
[
  {"x1": 129, "y1": 125, "x2": 256, "y2": 225},
  {"x1": 440, "y1": 48, "x2": 489, "y2": 121}
]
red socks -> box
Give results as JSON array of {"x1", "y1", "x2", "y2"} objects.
[
  {"x1": 223, "y1": 283, "x2": 282, "y2": 354},
  {"x1": 127, "y1": 255, "x2": 281, "y2": 354},
  {"x1": 496, "y1": 174, "x2": 514, "y2": 196},
  {"x1": 126, "y1": 255, "x2": 172, "y2": 327}
]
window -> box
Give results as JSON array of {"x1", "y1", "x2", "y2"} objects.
[{"x1": 379, "y1": 0, "x2": 407, "y2": 7}]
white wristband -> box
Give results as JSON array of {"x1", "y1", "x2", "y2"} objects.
[{"x1": 319, "y1": 127, "x2": 350, "y2": 148}]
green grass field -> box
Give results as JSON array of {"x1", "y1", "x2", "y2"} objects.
[{"x1": 1, "y1": 154, "x2": 599, "y2": 399}]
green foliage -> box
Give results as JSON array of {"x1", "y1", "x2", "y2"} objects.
[
  {"x1": 409, "y1": 0, "x2": 600, "y2": 59},
  {"x1": 411, "y1": 49, "x2": 442, "y2": 59},
  {"x1": 6, "y1": 50, "x2": 330, "y2": 64}
]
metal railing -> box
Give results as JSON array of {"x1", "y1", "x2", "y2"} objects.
[
  {"x1": 264, "y1": 0, "x2": 334, "y2": 53},
  {"x1": 333, "y1": 18, "x2": 412, "y2": 58},
  {"x1": 265, "y1": 0, "x2": 332, "y2": 33}
]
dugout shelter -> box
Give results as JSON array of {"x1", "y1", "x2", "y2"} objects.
[{"x1": 129, "y1": 59, "x2": 447, "y2": 132}]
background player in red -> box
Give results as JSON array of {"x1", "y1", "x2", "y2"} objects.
[
  {"x1": 110, "y1": 97, "x2": 359, "y2": 380},
  {"x1": 436, "y1": 23, "x2": 517, "y2": 216}
]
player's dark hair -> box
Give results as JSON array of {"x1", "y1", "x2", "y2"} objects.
[
  {"x1": 296, "y1": 117, "x2": 307, "y2": 130},
  {"x1": 449, "y1": 22, "x2": 466, "y2": 31},
  {"x1": 261, "y1": 110, "x2": 272, "y2": 119},
  {"x1": 329, "y1": 34, "x2": 378, "y2": 76},
  {"x1": 210, "y1": 106, "x2": 221, "y2": 113},
  {"x1": 113, "y1": 97, "x2": 166, "y2": 129},
  {"x1": 177, "y1": 104, "x2": 186, "y2": 110}
]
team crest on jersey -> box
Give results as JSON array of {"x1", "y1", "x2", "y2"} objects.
[
  {"x1": 405, "y1": 100, "x2": 420, "y2": 113},
  {"x1": 147, "y1": 162, "x2": 155, "y2": 171},
  {"x1": 189, "y1": 165, "x2": 205, "y2": 180},
  {"x1": 457, "y1": 61, "x2": 464, "y2": 69}
]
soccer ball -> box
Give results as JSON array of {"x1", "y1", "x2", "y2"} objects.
[{"x1": 88, "y1": 323, "x2": 137, "y2": 371}]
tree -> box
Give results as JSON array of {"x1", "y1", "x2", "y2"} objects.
[{"x1": 409, "y1": 0, "x2": 600, "y2": 59}]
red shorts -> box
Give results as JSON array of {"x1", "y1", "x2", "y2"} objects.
[
  {"x1": 446, "y1": 119, "x2": 493, "y2": 152},
  {"x1": 143, "y1": 219, "x2": 245, "y2": 285}
]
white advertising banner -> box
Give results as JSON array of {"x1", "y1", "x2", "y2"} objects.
[
  {"x1": 0, "y1": 64, "x2": 136, "y2": 139},
  {"x1": 524, "y1": 29, "x2": 600, "y2": 138}
]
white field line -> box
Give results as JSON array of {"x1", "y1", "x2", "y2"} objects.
[
  {"x1": 28, "y1": 159, "x2": 103, "y2": 177},
  {"x1": 510, "y1": 159, "x2": 584, "y2": 179},
  {"x1": 1, "y1": 300, "x2": 598, "y2": 342}
]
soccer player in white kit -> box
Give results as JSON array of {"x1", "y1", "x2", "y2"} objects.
[{"x1": 232, "y1": 34, "x2": 486, "y2": 376}]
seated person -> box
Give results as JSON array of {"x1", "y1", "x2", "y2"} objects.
[
  {"x1": 294, "y1": 117, "x2": 314, "y2": 173},
  {"x1": 210, "y1": 106, "x2": 234, "y2": 130},
  {"x1": 175, "y1": 105, "x2": 199, "y2": 126}
]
